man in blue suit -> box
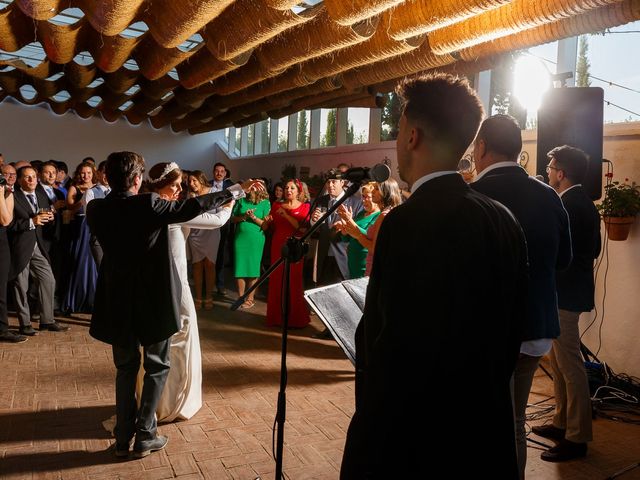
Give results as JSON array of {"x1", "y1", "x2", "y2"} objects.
[
  {"x1": 532, "y1": 145, "x2": 601, "y2": 462},
  {"x1": 471, "y1": 115, "x2": 573, "y2": 479}
]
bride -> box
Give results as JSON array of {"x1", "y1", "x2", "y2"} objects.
[{"x1": 141, "y1": 161, "x2": 232, "y2": 422}]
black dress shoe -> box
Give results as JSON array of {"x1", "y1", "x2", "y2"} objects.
[
  {"x1": 40, "y1": 322, "x2": 70, "y2": 332},
  {"x1": 113, "y1": 441, "x2": 131, "y2": 458},
  {"x1": 541, "y1": 439, "x2": 587, "y2": 462},
  {"x1": 19, "y1": 326, "x2": 38, "y2": 336},
  {"x1": 0, "y1": 330, "x2": 28, "y2": 343},
  {"x1": 133, "y1": 435, "x2": 168, "y2": 458},
  {"x1": 532, "y1": 424, "x2": 566, "y2": 441}
]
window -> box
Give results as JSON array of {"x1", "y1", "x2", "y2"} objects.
[
  {"x1": 347, "y1": 108, "x2": 370, "y2": 144},
  {"x1": 277, "y1": 117, "x2": 288, "y2": 152},
  {"x1": 319, "y1": 108, "x2": 337, "y2": 147},
  {"x1": 296, "y1": 110, "x2": 311, "y2": 150}
]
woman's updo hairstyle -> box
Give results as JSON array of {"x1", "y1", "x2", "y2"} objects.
[{"x1": 147, "y1": 162, "x2": 182, "y2": 192}]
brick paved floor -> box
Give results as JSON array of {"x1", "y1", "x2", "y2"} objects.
[{"x1": 1, "y1": 295, "x2": 639, "y2": 479}]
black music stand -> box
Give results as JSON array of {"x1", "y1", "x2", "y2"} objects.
[{"x1": 304, "y1": 277, "x2": 369, "y2": 366}]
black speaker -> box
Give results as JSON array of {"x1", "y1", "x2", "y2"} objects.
[{"x1": 536, "y1": 87, "x2": 604, "y2": 200}]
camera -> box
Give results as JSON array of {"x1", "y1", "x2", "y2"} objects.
[{"x1": 0, "y1": 173, "x2": 6, "y2": 186}]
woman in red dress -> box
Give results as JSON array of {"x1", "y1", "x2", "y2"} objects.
[{"x1": 263, "y1": 179, "x2": 310, "y2": 328}]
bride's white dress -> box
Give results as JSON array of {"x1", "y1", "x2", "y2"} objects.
[{"x1": 137, "y1": 208, "x2": 231, "y2": 422}]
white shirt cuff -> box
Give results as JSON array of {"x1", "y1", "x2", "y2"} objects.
[{"x1": 227, "y1": 184, "x2": 245, "y2": 200}]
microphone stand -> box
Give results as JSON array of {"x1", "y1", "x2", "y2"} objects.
[{"x1": 231, "y1": 180, "x2": 364, "y2": 480}]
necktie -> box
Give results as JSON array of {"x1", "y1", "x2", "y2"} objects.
[
  {"x1": 328, "y1": 198, "x2": 336, "y2": 224},
  {"x1": 27, "y1": 194, "x2": 37, "y2": 212}
]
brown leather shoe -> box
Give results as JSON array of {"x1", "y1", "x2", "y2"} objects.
[
  {"x1": 532, "y1": 424, "x2": 566, "y2": 441},
  {"x1": 541, "y1": 439, "x2": 587, "y2": 462}
]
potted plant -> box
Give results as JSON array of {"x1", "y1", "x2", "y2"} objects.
[{"x1": 597, "y1": 178, "x2": 640, "y2": 241}]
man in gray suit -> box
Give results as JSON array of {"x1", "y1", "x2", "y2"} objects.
[{"x1": 8, "y1": 166, "x2": 69, "y2": 335}]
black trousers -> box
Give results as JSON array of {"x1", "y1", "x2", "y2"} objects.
[{"x1": 112, "y1": 338, "x2": 170, "y2": 444}]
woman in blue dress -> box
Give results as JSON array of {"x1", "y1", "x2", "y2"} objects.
[{"x1": 63, "y1": 161, "x2": 98, "y2": 314}]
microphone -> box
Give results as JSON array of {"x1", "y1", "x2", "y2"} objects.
[{"x1": 328, "y1": 163, "x2": 391, "y2": 183}]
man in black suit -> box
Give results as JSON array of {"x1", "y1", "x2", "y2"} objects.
[
  {"x1": 8, "y1": 166, "x2": 68, "y2": 335},
  {"x1": 531, "y1": 145, "x2": 601, "y2": 462},
  {"x1": 87, "y1": 151, "x2": 261, "y2": 458},
  {"x1": 210, "y1": 162, "x2": 234, "y2": 296},
  {"x1": 312, "y1": 178, "x2": 363, "y2": 284},
  {"x1": 471, "y1": 115, "x2": 572, "y2": 478},
  {"x1": 310, "y1": 177, "x2": 363, "y2": 339},
  {"x1": 341, "y1": 75, "x2": 528, "y2": 479}
]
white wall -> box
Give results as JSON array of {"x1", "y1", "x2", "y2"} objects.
[{"x1": 0, "y1": 98, "x2": 223, "y2": 172}]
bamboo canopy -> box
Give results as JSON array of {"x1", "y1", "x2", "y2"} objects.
[{"x1": 0, "y1": 0, "x2": 638, "y2": 134}]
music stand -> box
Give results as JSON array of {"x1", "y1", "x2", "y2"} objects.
[
  {"x1": 230, "y1": 180, "x2": 365, "y2": 479},
  {"x1": 304, "y1": 277, "x2": 369, "y2": 366}
]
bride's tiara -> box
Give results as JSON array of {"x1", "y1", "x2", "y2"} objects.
[{"x1": 148, "y1": 162, "x2": 180, "y2": 184}]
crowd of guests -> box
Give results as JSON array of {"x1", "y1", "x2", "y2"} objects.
[{"x1": 0, "y1": 154, "x2": 404, "y2": 344}]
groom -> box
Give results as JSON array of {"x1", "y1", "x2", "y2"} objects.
[{"x1": 87, "y1": 151, "x2": 261, "y2": 458}]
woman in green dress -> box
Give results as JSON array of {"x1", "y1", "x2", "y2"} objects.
[
  {"x1": 232, "y1": 185, "x2": 271, "y2": 308},
  {"x1": 335, "y1": 183, "x2": 381, "y2": 279}
]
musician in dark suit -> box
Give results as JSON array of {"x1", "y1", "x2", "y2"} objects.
[
  {"x1": 471, "y1": 115, "x2": 572, "y2": 478},
  {"x1": 341, "y1": 75, "x2": 528, "y2": 479},
  {"x1": 311, "y1": 179, "x2": 363, "y2": 283},
  {"x1": 8, "y1": 166, "x2": 67, "y2": 335},
  {"x1": 310, "y1": 178, "x2": 363, "y2": 339},
  {"x1": 87, "y1": 151, "x2": 261, "y2": 458},
  {"x1": 531, "y1": 145, "x2": 601, "y2": 462}
]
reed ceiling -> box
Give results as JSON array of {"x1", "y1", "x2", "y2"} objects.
[{"x1": 0, "y1": 0, "x2": 638, "y2": 134}]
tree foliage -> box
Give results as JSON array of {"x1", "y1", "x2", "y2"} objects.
[
  {"x1": 297, "y1": 110, "x2": 310, "y2": 149},
  {"x1": 576, "y1": 36, "x2": 592, "y2": 87},
  {"x1": 490, "y1": 53, "x2": 527, "y2": 128},
  {"x1": 381, "y1": 92, "x2": 401, "y2": 140},
  {"x1": 322, "y1": 109, "x2": 337, "y2": 147}
]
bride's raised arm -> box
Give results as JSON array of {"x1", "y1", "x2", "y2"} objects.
[{"x1": 180, "y1": 202, "x2": 233, "y2": 230}]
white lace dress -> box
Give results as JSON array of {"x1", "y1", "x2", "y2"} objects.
[{"x1": 137, "y1": 207, "x2": 232, "y2": 422}]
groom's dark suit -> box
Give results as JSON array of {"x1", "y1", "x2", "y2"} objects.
[
  {"x1": 341, "y1": 174, "x2": 528, "y2": 479},
  {"x1": 87, "y1": 188, "x2": 236, "y2": 448}
]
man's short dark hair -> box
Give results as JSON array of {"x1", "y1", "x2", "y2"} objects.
[
  {"x1": 42, "y1": 161, "x2": 58, "y2": 171},
  {"x1": 105, "y1": 151, "x2": 145, "y2": 192},
  {"x1": 476, "y1": 114, "x2": 522, "y2": 162},
  {"x1": 17, "y1": 165, "x2": 36, "y2": 179},
  {"x1": 396, "y1": 73, "x2": 484, "y2": 166},
  {"x1": 547, "y1": 145, "x2": 589, "y2": 184},
  {"x1": 97, "y1": 160, "x2": 107, "y2": 172},
  {"x1": 54, "y1": 161, "x2": 68, "y2": 174},
  {"x1": 30, "y1": 160, "x2": 44, "y2": 173}
]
